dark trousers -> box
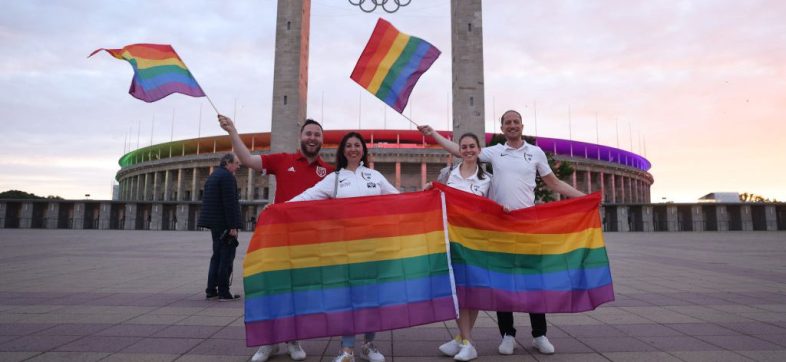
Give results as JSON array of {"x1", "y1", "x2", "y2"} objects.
[
  {"x1": 496, "y1": 312, "x2": 547, "y2": 338},
  {"x1": 206, "y1": 228, "x2": 237, "y2": 296}
]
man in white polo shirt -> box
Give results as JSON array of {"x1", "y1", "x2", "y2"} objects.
[{"x1": 418, "y1": 109, "x2": 585, "y2": 356}]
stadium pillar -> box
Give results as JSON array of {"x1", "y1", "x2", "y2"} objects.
[
  {"x1": 451, "y1": 0, "x2": 486, "y2": 145},
  {"x1": 269, "y1": 0, "x2": 311, "y2": 201},
  {"x1": 421, "y1": 161, "x2": 427, "y2": 189},
  {"x1": 191, "y1": 168, "x2": 198, "y2": 202},
  {"x1": 395, "y1": 162, "x2": 401, "y2": 189},
  {"x1": 247, "y1": 170, "x2": 255, "y2": 200},
  {"x1": 176, "y1": 168, "x2": 184, "y2": 201}
]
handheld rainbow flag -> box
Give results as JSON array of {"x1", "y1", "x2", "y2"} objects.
[
  {"x1": 89, "y1": 44, "x2": 206, "y2": 103},
  {"x1": 433, "y1": 183, "x2": 615, "y2": 313},
  {"x1": 243, "y1": 190, "x2": 456, "y2": 346},
  {"x1": 351, "y1": 18, "x2": 441, "y2": 113}
]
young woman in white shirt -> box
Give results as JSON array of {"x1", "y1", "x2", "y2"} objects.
[
  {"x1": 429, "y1": 133, "x2": 490, "y2": 361},
  {"x1": 290, "y1": 132, "x2": 398, "y2": 362}
]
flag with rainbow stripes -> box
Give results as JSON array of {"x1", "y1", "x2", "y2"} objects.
[
  {"x1": 89, "y1": 43, "x2": 206, "y2": 103},
  {"x1": 243, "y1": 190, "x2": 457, "y2": 346},
  {"x1": 433, "y1": 183, "x2": 615, "y2": 313},
  {"x1": 350, "y1": 18, "x2": 441, "y2": 113}
]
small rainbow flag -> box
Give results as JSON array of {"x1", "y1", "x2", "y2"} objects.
[
  {"x1": 243, "y1": 190, "x2": 456, "y2": 347},
  {"x1": 351, "y1": 18, "x2": 441, "y2": 113},
  {"x1": 433, "y1": 183, "x2": 614, "y2": 313},
  {"x1": 89, "y1": 43, "x2": 206, "y2": 103}
]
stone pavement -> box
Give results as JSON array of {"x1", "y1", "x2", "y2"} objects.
[{"x1": 0, "y1": 229, "x2": 784, "y2": 361}]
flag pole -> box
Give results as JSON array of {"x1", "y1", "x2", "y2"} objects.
[
  {"x1": 204, "y1": 94, "x2": 220, "y2": 115},
  {"x1": 400, "y1": 113, "x2": 419, "y2": 127}
]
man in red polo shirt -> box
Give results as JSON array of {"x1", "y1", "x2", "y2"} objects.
[{"x1": 218, "y1": 114, "x2": 333, "y2": 362}]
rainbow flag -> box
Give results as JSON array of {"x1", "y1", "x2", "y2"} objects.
[
  {"x1": 433, "y1": 183, "x2": 614, "y2": 313},
  {"x1": 89, "y1": 43, "x2": 206, "y2": 103},
  {"x1": 351, "y1": 18, "x2": 441, "y2": 113},
  {"x1": 243, "y1": 190, "x2": 456, "y2": 347}
]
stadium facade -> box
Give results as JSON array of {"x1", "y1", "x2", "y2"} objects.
[{"x1": 115, "y1": 129, "x2": 653, "y2": 205}]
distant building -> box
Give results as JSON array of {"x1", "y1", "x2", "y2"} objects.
[{"x1": 699, "y1": 192, "x2": 741, "y2": 203}]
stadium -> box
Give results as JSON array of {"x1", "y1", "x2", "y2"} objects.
[{"x1": 112, "y1": 129, "x2": 653, "y2": 230}]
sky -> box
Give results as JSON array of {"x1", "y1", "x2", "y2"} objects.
[{"x1": 1, "y1": 0, "x2": 785, "y2": 202}]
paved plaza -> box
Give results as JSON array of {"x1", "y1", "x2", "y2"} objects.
[{"x1": 0, "y1": 229, "x2": 784, "y2": 361}]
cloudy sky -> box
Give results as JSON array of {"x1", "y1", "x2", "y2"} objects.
[{"x1": 1, "y1": 0, "x2": 784, "y2": 202}]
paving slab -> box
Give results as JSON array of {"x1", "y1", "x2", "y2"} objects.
[{"x1": 0, "y1": 229, "x2": 784, "y2": 360}]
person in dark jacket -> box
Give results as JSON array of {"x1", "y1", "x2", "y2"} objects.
[{"x1": 198, "y1": 153, "x2": 243, "y2": 301}]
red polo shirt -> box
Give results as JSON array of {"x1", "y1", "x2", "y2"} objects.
[{"x1": 261, "y1": 151, "x2": 334, "y2": 203}]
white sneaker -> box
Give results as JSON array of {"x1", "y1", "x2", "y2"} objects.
[
  {"x1": 498, "y1": 334, "x2": 516, "y2": 355},
  {"x1": 439, "y1": 337, "x2": 461, "y2": 356},
  {"x1": 453, "y1": 341, "x2": 478, "y2": 361},
  {"x1": 252, "y1": 344, "x2": 279, "y2": 362},
  {"x1": 333, "y1": 350, "x2": 355, "y2": 362},
  {"x1": 532, "y1": 336, "x2": 555, "y2": 354},
  {"x1": 287, "y1": 341, "x2": 307, "y2": 360},
  {"x1": 359, "y1": 342, "x2": 385, "y2": 362}
]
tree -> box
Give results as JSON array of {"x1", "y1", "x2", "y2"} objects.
[
  {"x1": 485, "y1": 134, "x2": 574, "y2": 202},
  {"x1": 739, "y1": 192, "x2": 778, "y2": 203},
  {"x1": 0, "y1": 190, "x2": 63, "y2": 200}
]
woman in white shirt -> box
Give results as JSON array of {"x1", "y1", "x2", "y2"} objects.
[
  {"x1": 432, "y1": 133, "x2": 490, "y2": 362},
  {"x1": 290, "y1": 132, "x2": 398, "y2": 362}
]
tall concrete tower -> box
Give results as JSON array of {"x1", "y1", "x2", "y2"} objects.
[
  {"x1": 450, "y1": 0, "x2": 486, "y2": 145},
  {"x1": 270, "y1": 0, "x2": 311, "y2": 154}
]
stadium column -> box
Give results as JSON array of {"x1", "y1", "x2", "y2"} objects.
[
  {"x1": 191, "y1": 167, "x2": 198, "y2": 202},
  {"x1": 600, "y1": 172, "x2": 606, "y2": 203},
  {"x1": 247, "y1": 169, "x2": 254, "y2": 200},
  {"x1": 611, "y1": 173, "x2": 616, "y2": 203},
  {"x1": 451, "y1": 0, "x2": 486, "y2": 146},
  {"x1": 130, "y1": 176, "x2": 135, "y2": 201},
  {"x1": 163, "y1": 170, "x2": 170, "y2": 201},
  {"x1": 421, "y1": 161, "x2": 427, "y2": 189},
  {"x1": 395, "y1": 162, "x2": 401, "y2": 189},
  {"x1": 153, "y1": 171, "x2": 160, "y2": 201},
  {"x1": 586, "y1": 170, "x2": 592, "y2": 194},
  {"x1": 176, "y1": 168, "x2": 183, "y2": 201},
  {"x1": 143, "y1": 173, "x2": 150, "y2": 201},
  {"x1": 269, "y1": 0, "x2": 311, "y2": 200}
]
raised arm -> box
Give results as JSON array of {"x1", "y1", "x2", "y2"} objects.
[
  {"x1": 542, "y1": 173, "x2": 586, "y2": 198},
  {"x1": 417, "y1": 125, "x2": 460, "y2": 157},
  {"x1": 218, "y1": 115, "x2": 263, "y2": 172}
]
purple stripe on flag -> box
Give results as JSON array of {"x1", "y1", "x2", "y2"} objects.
[
  {"x1": 391, "y1": 45, "x2": 441, "y2": 113},
  {"x1": 456, "y1": 283, "x2": 615, "y2": 313},
  {"x1": 245, "y1": 296, "x2": 456, "y2": 347},
  {"x1": 130, "y1": 81, "x2": 206, "y2": 103}
]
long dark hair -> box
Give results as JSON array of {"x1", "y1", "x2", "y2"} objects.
[
  {"x1": 335, "y1": 132, "x2": 369, "y2": 170},
  {"x1": 458, "y1": 132, "x2": 486, "y2": 180}
]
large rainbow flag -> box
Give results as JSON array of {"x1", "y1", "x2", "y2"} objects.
[
  {"x1": 433, "y1": 183, "x2": 614, "y2": 313},
  {"x1": 350, "y1": 18, "x2": 441, "y2": 113},
  {"x1": 243, "y1": 190, "x2": 457, "y2": 346},
  {"x1": 89, "y1": 43, "x2": 206, "y2": 103}
]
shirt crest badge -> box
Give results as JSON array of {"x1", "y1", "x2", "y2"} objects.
[
  {"x1": 361, "y1": 171, "x2": 373, "y2": 181},
  {"x1": 316, "y1": 166, "x2": 327, "y2": 178}
]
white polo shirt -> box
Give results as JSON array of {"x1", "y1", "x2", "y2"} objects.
[
  {"x1": 445, "y1": 163, "x2": 492, "y2": 197},
  {"x1": 290, "y1": 164, "x2": 399, "y2": 201},
  {"x1": 479, "y1": 142, "x2": 552, "y2": 210}
]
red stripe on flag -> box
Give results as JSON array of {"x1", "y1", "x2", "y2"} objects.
[
  {"x1": 257, "y1": 190, "x2": 442, "y2": 226},
  {"x1": 351, "y1": 18, "x2": 400, "y2": 89}
]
